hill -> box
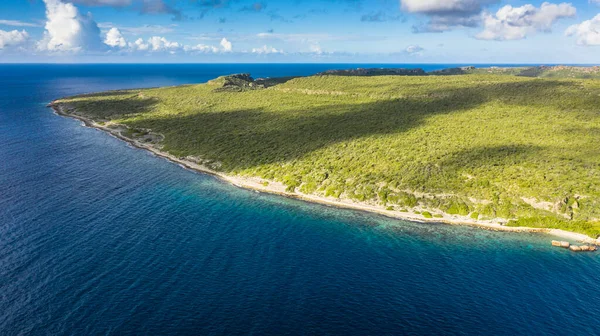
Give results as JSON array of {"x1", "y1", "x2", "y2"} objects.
[{"x1": 51, "y1": 70, "x2": 600, "y2": 237}]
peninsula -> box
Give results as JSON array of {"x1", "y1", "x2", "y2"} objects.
[{"x1": 50, "y1": 66, "x2": 600, "y2": 241}]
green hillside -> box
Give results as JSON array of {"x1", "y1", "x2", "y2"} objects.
[{"x1": 54, "y1": 70, "x2": 600, "y2": 236}]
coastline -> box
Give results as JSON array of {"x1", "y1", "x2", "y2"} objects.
[{"x1": 49, "y1": 102, "x2": 600, "y2": 245}]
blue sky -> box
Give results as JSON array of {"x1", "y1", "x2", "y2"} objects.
[{"x1": 0, "y1": 0, "x2": 599, "y2": 63}]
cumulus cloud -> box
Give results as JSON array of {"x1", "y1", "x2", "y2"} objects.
[
  {"x1": 104, "y1": 27, "x2": 126, "y2": 47},
  {"x1": 476, "y1": 2, "x2": 576, "y2": 41},
  {"x1": 184, "y1": 43, "x2": 219, "y2": 53},
  {"x1": 183, "y1": 39, "x2": 233, "y2": 54},
  {"x1": 405, "y1": 45, "x2": 424, "y2": 54},
  {"x1": 130, "y1": 37, "x2": 149, "y2": 51},
  {"x1": 401, "y1": 0, "x2": 498, "y2": 32},
  {"x1": 220, "y1": 38, "x2": 232, "y2": 52},
  {"x1": 147, "y1": 36, "x2": 180, "y2": 51},
  {"x1": 0, "y1": 29, "x2": 29, "y2": 49},
  {"x1": 566, "y1": 14, "x2": 600, "y2": 45},
  {"x1": 127, "y1": 36, "x2": 179, "y2": 52},
  {"x1": 38, "y1": 0, "x2": 104, "y2": 52},
  {"x1": 100, "y1": 25, "x2": 233, "y2": 54},
  {"x1": 251, "y1": 45, "x2": 282, "y2": 54}
]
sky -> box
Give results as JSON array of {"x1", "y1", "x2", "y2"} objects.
[{"x1": 0, "y1": 0, "x2": 599, "y2": 63}]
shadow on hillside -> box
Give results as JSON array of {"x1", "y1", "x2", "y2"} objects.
[
  {"x1": 76, "y1": 94, "x2": 159, "y2": 119},
  {"x1": 76, "y1": 90, "x2": 139, "y2": 98},
  {"x1": 255, "y1": 76, "x2": 300, "y2": 88},
  {"x1": 438, "y1": 145, "x2": 543, "y2": 174},
  {"x1": 66, "y1": 78, "x2": 595, "y2": 176},
  {"x1": 119, "y1": 80, "x2": 581, "y2": 172}
]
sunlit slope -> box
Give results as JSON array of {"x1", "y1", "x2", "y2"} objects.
[{"x1": 57, "y1": 74, "x2": 600, "y2": 235}]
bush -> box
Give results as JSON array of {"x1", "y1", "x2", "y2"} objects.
[{"x1": 444, "y1": 200, "x2": 470, "y2": 216}]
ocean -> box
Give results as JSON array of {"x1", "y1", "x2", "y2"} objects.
[{"x1": 1, "y1": 64, "x2": 599, "y2": 335}]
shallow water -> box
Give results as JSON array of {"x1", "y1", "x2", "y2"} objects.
[{"x1": 1, "y1": 64, "x2": 599, "y2": 335}]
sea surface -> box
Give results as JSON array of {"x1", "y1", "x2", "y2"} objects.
[{"x1": 1, "y1": 64, "x2": 600, "y2": 335}]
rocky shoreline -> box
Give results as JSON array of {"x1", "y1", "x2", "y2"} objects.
[{"x1": 49, "y1": 101, "x2": 600, "y2": 249}]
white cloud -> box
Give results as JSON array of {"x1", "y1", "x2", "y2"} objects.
[
  {"x1": 184, "y1": 38, "x2": 234, "y2": 54},
  {"x1": 251, "y1": 45, "x2": 282, "y2": 54},
  {"x1": 104, "y1": 27, "x2": 127, "y2": 47},
  {"x1": 476, "y1": 2, "x2": 576, "y2": 41},
  {"x1": 125, "y1": 36, "x2": 185, "y2": 53},
  {"x1": 148, "y1": 36, "x2": 179, "y2": 51},
  {"x1": 38, "y1": 0, "x2": 104, "y2": 52},
  {"x1": 220, "y1": 38, "x2": 232, "y2": 52},
  {"x1": 130, "y1": 37, "x2": 149, "y2": 51},
  {"x1": 100, "y1": 31, "x2": 232, "y2": 54},
  {"x1": 184, "y1": 43, "x2": 219, "y2": 53},
  {"x1": 0, "y1": 20, "x2": 40, "y2": 28},
  {"x1": 405, "y1": 45, "x2": 424, "y2": 54},
  {"x1": 0, "y1": 29, "x2": 29, "y2": 49},
  {"x1": 566, "y1": 14, "x2": 600, "y2": 45}
]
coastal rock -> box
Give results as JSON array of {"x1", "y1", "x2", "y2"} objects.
[{"x1": 209, "y1": 74, "x2": 261, "y2": 92}]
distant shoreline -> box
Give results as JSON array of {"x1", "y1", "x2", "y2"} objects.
[{"x1": 49, "y1": 102, "x2": 600, "y2": 245}]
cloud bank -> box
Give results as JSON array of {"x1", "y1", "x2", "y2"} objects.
[{"x1": 476, "y1": 2, "x2": 576, "y2": 41}]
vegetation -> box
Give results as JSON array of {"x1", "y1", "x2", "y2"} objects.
[
  {"x1": 467, "y1": 65, "x2": 600, "y2": 79},
  {"x1": 55, "y1": 68, "x2": 600, "y2": 237}
]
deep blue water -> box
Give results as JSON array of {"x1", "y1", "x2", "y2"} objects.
[{"x1": 1, "y1": 64, "x2": 600, "y2": 336}]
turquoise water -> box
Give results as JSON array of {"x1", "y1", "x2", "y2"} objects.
[{"x1": 1, "y1": 64, "x2": 600, "y2": 335}]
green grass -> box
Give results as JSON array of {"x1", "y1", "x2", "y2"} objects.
[{"x1": 56, "y1": 72, "x2": 600, "y2": 237}]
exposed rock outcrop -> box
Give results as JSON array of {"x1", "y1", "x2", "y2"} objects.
[{"x1": 208, "y1": 73, "x2": 261, "y2": 92}]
